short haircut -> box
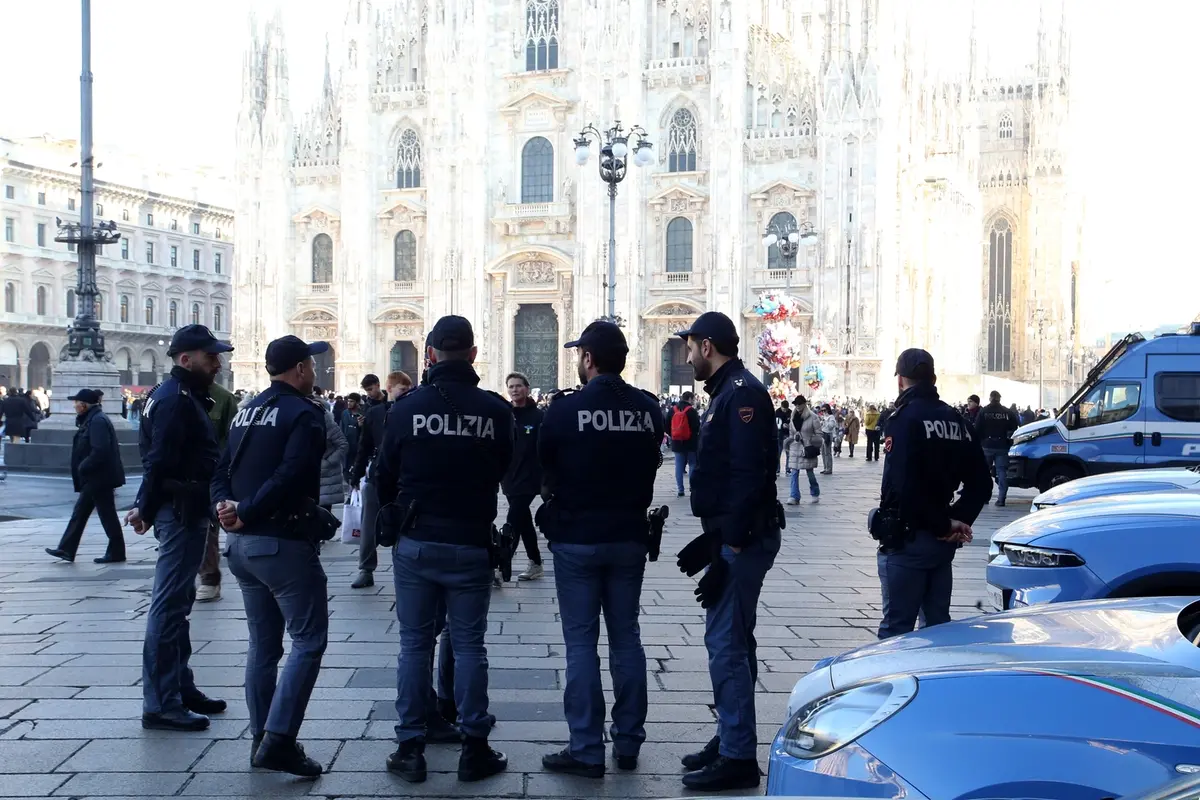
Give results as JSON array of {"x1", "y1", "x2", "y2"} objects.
[
  {"x1": 347, "y1": 392, "x2": 362, "y2": 403},
  {"x1": 780, "y1": 400, "x2": 789, "y2": 408},
  {"x1": 432, "y1": 347, "x2": 472, "y2": 362},
  {"x1": 505, "y1": 372, "x2": 530, "y2": 387},
  {"x1": 361, "y1": 373, "x2": 380, "y2": 388},
  {"x1": 990, "y1": 390, "x2": 1002, "y2": 400},
  {"x1": 712, "y1": 339, "x2": 738, "y2": 358},
  {"x1": 386, "y1": 371, "x2": 411, "y2": 389},
  {"x1": 583, "y1": 346, "x2": 626, "y2": 375},
  {"x1": 681, "y1": 391, "x2": 695, "y2": 403}
]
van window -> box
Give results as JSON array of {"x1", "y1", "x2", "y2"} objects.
[
  {"x1": 1155, "y1": 372, "x2": 1200, "y2": 422},
  {"x1": 1076, "y1": 381, "x2": 1141, "y2": 428}
]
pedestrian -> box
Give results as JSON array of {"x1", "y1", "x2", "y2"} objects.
[
  {"x1": 672, "y1": 311, "x2": 780, "y2": 791},
  {"x1": 45, "y1": 389, "x2": 127, "y2": 564},
  {"x1": 819, "y1": 405, "x2": 836, "y2": 473},
  {"x1": 863, "y1": 404, "x2": 881, "y2": 461},
  {"x1": 871, "y1": 349, "x2": 991, "y2": 639},
  {"x1": 211, "y1": 334, "x2": 331, "y2": 777},
  {"x1": 785, "y1": 395, "x2": 821, "y2": 505},
  {"x1": 319, "y1": 406, "x2": 349, "y2": 512},
  {"x1": 964, "y1": 394, "x2": 981, "y2": 427},
  {"x1": 196, "y1": 380, "x2": 239, "y2": 603},
  {"x1": 774, "y1": 400, "x2": 790, "y2": 475},
  {"x1": 0, "y1": 387, "x2": 37, "y2": 444},
  {"x1": 372, "y1": 315, "x2": 513, "y2": 784},
  {"x1": 665, "y1": 391, "x2": 701, "y2": 496},
  {"x1": 845, "y1": 409, "x2": 861, "y2": 457},
  {"x1": 975, "y1": 390, "x2": 1020, "y2": 507},
  {"x1": 361, "y1": 373, "x2": 386, "y2": 408},
  {"x1": 124, "y1": 323, "x2": 232, "y2": 732},
  {"x1": 340, "y1": 392, "x2": 362, "y2": 483},
  {"x1": 348, "y1": 371, "x2": 412, "y2": 589},
  {"x1": 502, "y1": 372, "x2": 545, "y2": 583},
  {"x1": 536, "y1": 320, "x2": 663, "y2": 778}
]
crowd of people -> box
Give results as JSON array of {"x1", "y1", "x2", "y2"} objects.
[{"x1": 0, "y1": 385, "x2": 50, "y2": 443}]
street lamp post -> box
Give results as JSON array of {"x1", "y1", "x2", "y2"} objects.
[
  {"x1": 761, "y1": 219, "x2": 817, "y2": 290},
  {"x1": 574, "y1": 121, "x2": 653, "y2": 326},
  {"x1": 1027, "y1": 307, "x2": 1055, "y2": 411},
  {"x1": 843, "y1": 233, "x2": 853, "y2": 394}
]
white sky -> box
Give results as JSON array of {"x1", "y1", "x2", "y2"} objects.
[{"x1": 1, "y1": 1, "x2": 1196, "y2": 338}]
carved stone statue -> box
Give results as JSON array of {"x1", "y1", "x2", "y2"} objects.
[
  {"x1": 495, "y1": 178, "x2": 507, "y2": 206},
  {"x1": 561, "y1": 177, "x2": 574, "y2": 204}
]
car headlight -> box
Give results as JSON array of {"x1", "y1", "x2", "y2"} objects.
[
  {"x1": 781, "y1": 676, "x2": 917, "y2": 760},
  {"x1": 1001, "y1": 543, "x2": 1085, "y2": 568},
  {"x1": 1012, "y1": 428, "x2": 1050, "y2": 445}
]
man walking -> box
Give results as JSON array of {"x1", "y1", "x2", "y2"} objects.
[
  {"x1": 502, "y1": 372, "x2": 544, "y2": 582},
  {"x1": 665, "y1": 391, "x2": 700, "y2": 496},
  {"x1": 975, "y1": 390, "x2": 1019, "y2": 506}
]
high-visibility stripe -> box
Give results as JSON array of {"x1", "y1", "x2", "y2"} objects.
[{"x1": 1020, "y1": 669, "x2": 1200, "y2": 728}]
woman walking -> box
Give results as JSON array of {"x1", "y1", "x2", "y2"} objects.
[
  {"x1": 786, "y1": 396, "x2": 822, "y2": 505},
  {"x1": 819, "y1": 405, "x2": 836, "y2": 474},
  {"x1": 845, "y1": 411, "x2": 861, "y2": 458}
]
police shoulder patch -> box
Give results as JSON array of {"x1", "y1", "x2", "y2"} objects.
[
  {"x1": 738, "y1": 406, "x2": 754, "y2": 423},
  {"x1": 884, "y1": 436, "x2": 893, "y2": 453}
]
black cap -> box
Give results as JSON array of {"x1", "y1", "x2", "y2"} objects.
[
  {"x1": 895, "y1": 348, "x2": 935, "y2": 381},
  {"x1": 426, "y1": 315, "x2": 474, "y2": 351},
  {"x1": 564, "y1": 320, "x2": 629, "y2": 357},
  {"x1": 990, "y1": 390, "x2": 1002, "y2": 400},
  {"x1": 361, "y1": 373, "x2": 380, "y2": 389},
  {"x1": 68, "y1": 389, "x2": 101, "y2": 404},
  {"x1": 675, "y1": 311, "x2": 739, "y2": 349},
  {"x1": 167, "y1": 324, "x2": 235, "y2": 357},
  {"x1": 265, "y1": 335, "x2": 330, "y2": 376},
  {"x1": 968, "y1": 394, "x2": 981, "y2": 404}
]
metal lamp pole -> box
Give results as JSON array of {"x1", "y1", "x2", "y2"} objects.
[
  {"x1": 1027, "y1": 307, "x2": 1054, "y2": 411},
  {"x1": 574, "y1": 122, "x2": 653, "y2": 326},
  {"x1": 843, "y1": 233, "x2": 853, "y2": 394},
  {"x1": 762, "y1": 219, "x2": 817, "y2": 290}
]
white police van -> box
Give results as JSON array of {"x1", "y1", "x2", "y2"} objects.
[{"x1": 1008, "y1": 322, "x2": 1200, "y2": 492}]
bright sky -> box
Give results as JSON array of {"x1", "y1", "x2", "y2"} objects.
[{"x1": 1, "y1": 1, "x2": 1195, "y2": 338}]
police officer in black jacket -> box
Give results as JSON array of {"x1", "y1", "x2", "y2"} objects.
[
  {"x1": 873, "y1": 349, "x2": 992, "y2": 639},
  {"x1": 211, "y1": 335, "x2": 330, "y2": 777},
  {"x1": 974, "y1": 389, "x2": 1019, "y2": 506},
  {"x1": 372, "y1": 315, "x2": 514, "y2": 785},
  {"x1": 536, "y1": 320, "x2": 664, "y2": 778},
  {"x1": 502, "y1": 371, "x2": 544, "y2": 583},
  {"x1": 673, "y1": 311, "x2": 780, "y2": 792},
  {"x1": 126, "y1": 324, "x2": 232, "y2": 732}
]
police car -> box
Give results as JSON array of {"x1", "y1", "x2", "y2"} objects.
[
  {"x1": 1030, "y1": 465, "x2": 1200, "y2": 511},
  {"x1": 1007, "y1": 322, "x2": 1200, "y2": 493}
]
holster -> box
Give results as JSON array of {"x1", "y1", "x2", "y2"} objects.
[
  {"x1": 647, "y1": 505, "x2": 669, "y2": 562},
  {"x1": 489, "y1": 523, "x2": 517, "y2": 581},
  {"x1": 165, "y1": 480, "x2": 210, "y2": 528},
  {"x1": 274, "y1": 497, "x2": 341, "y2": 542},
  {"x1": 868, "y1": 507, "x2": 911, "y2": 550},
  {"x1": 378, "y1": 499, "x2": 418, "y2": 548}
]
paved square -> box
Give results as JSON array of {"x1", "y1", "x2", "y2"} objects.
[{"x1": 0, "y1": 457, "x2": 1033, "y2": 797}]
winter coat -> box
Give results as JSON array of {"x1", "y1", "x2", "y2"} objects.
[
  {"x1": 863, "y1": 409, "x2": 880, "y2": 430},
  {"x1": 207, "y1": 383, "x2": 238, "y2": 449},
  {"x1": 788, "y1": 406, "x2": 823, "y2": 471},
  {"x1": 71, "y1": 405, "x2": 126, "y2": 492},
  {"x1": 319, "y1": 408, "x2": 348, "y2": 506},
  {"x1": 666, "y1": 401, "x2": 701, "y2": 453},
  {"x1": 820, "y1": 414, "x2": 838, "y2": 438},
  {"x1": 503, "y1": 400, "x2": 544, "y2": 497},
  {"x1": 845, "y1": 415, "x2": 861, "y2": 445},
  {"x1": 340, "y1": 409, "x2": 361, "y2": 473},
  {"x1": 0, "y1": 393, "x2": 38, "y2": 438}
]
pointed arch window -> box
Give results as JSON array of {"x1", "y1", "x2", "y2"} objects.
[
  {"x1": 312, "y1": 233, "x2": 334, "y2": 284},
  {"x1": 191, "y1": 303, "x2": 201, "y2": 326},
  {"x1": 998, "y1": 113, "x2": 1014, "y2": 139},
  {"x1": 120, "y1": 294, "x2": 130, "y2": 323},
  {"x1": 169, "y1": 300, "x2": 178, "y2": 328},
  {"x1": 799, "y1": 115, "x2": 813, "y2": 137},
  {"x1": 394, "y1": 230, "x2": 417, "y2": 281},
  {"x1": 665, "y1": 217, "x2": 693, "y2": 273},
  {"x1": 36, "y1": 286, "x2": 47, "y2": 316},
  {"x1": 396, "y1": 129, "x2": 422, "y2": 188},
  {"x1": 667, "y1": 109, "x2": 698, "y2": 173},
  {"x1": 521, "y1": 137, "x2": 554, "y2": 203},
  {"x1": 525, "y1": 0, "x2": 560, "y2": 71},
  {"x1": 986, "y1": 218, "x2": 1013, "y2": 372}
]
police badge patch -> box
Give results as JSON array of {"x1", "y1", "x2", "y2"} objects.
[{"x1": 738, "y1": 407, "x2": 754, "y2": 423}]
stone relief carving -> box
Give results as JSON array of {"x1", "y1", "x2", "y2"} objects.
[
  {"x1": 298, "y1": 310, "x2": 337, "y2": 322},
  {"x1": 655, "y1": 304, "x2": 699, "y2": 316},
  {"x1": 380, "y1": 309, "x2": 421, "y2": 322},
  {"x1": 515, "y1": 260, "x2": 556, "y2": 285},
  {"x1": 669, "y1": 198, "x2": 688, "y2": 213}
]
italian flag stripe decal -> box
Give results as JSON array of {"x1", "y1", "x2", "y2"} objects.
[{"x1": 1022, "y1": 669, "x2": 1200, "y2": 728}]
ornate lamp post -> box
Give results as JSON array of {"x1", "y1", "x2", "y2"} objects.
[
  {"x1": 1027, "y1": 306, "x2": 1056, "y2": 411},
  {"x1": 761, "y1": 219, "x2": 817, "y2": 290},
  {"x1": 574, "y1": 121, "x2": 653, "y2": 326}
]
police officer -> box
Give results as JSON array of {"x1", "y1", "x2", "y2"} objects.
[
  {"x1": 125, "y1": 324, "x2": 231, "y2": 732},
  {"x1": 536, "y1": 320, "x2": 664, "y2": 778},
  {"x1": 372, "y1": 315, "x2": 514, "y2": 784},
  {"x1": 673, "y1": 311, "x2": 780, "y2": 792},
  {"x1": 210, "y1": 335, "x2": 330, "y2": 776},
  {"x1": 872, "y1": 348, "x2": 992, "y2": 640},
  {"x1": 974, "y1": 389, "x2": 1019, "y2": 507}
]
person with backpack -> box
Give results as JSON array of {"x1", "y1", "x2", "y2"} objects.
[{"x1": 665, "y1": 391, "x2": 701, "y2": 497}]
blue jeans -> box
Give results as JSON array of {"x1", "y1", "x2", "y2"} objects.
[
  {"x1": 227, "y1": 533, "x2": 329, "y2": 738},
  {"x1": 142, "y1": 507, "x2": 207, "y2": 714},
  {"x1": 393, "y1": 536, "x2": 493, "y2": 742},
  {"x1": 674, "y1": 451, "x2": 697, "y2": 495},
  {"x1": 788, "y1": 468, "x2": 820, "y2": 500},
  {"x1": 706, "y1": 531, "x2": 780, "y2": 760},
  {"x1": 550, "y1": 540, "x2": 649, "y2": 765},
  {"x1": 877, "y1": 531, "x2": 956, "y2": 639},
  {"x1": 983, "y1": 448, "x2": 1009, "y2": 502}
]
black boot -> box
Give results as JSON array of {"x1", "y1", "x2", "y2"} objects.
[
  {"x1": 93, "y1": 553, "x2": 125, "y2": 564},
  {"x1": 458, "y1": 736, "x2": 507, "y2": 782},
  {"x1": 252, "y1": 732, "x2": 323, "y2": 777},
  {"x1": 386, "y1": 738, "x2": 427, "y2": 783},
  {"x1": 250, "y1": 732, "x2": 263, "y2": 767},
  {"x1": 426, "y1": 711, "x2": 462, "y2": 744},
  {"x1": 542, "y1": 748, "x2": 604, "y2": 778},
  {"x1": 182, "y1": 690, "x2": 227, "y2": 715},
  {"x1": 141, "y1": 709, "x2": 209, "y2": 731},
  {"x1": 681, "y1": 735, "x2": 720, "y2": 770},
  {"x1": 682, "y1": 755, "x2": 761, "y2": 791}
]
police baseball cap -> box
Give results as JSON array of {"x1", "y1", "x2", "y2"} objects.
[
  {"x1": 166, "y1": 324, "x2": 235, "y2": 357},
  {"x1": 564, "y1": 319, "x2": 628, "y2": 357},
  {"x1": 67, "y1": 389, "x2": 101, "y2": 404},
  {"x1": 265, "y1": 335, "x2": 330, "y2": 376},
  {"x1": 426, "y1": 315, "x2": 474, "y2": 351},
  {"x1": 895, "y1": 348, "x2": 935, "y2": 381},
  {"x1": 675, "y1": 311, "x2": 739, "y2": 349}
]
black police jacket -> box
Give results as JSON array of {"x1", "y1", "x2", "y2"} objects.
[
  {"x1": 210, "y1": 381, "x2": 326, "y2": 535},
  {"x1": 879, "y1": 382, "x2": 992, "y2": 539},
  {"x1": 136, "y1": 366, "x2": 219, "y2": 521},
  {"x1": 502, "y1": 400, "x2": 543, "y2": 497},
  {"x1": 71, "y1": 405, "x2": 125, "y2": 493},
  {"x1": 975, "y1": 401, "x2": 1019, "y2": 450},
  {"x1": 350, "y1": 400, "x2": 390, "y2": 483},
  {"x1": 689, "y1": 359, "x2": 779, "y2": 547},
  {"x1": 538, "y1": 374, "x2": 665, "y2": 544},
  {"x1": 372, "y1": 359, "x2": 514, "y2": 532}
]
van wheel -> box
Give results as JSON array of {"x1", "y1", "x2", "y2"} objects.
[{"x1": 1036, "y1": 463, "x2": 1082, "y2": 493}]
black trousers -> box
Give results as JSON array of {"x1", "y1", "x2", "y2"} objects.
[
  {"x1": 866, "y1": 430, "x2": 881, "y2": 461},
  {"x1": 505, "y1": 493, "x2": 541, "y2": 566},
  {"x1": 58, "y1": 486, "x2": 126, "y2": 559}
]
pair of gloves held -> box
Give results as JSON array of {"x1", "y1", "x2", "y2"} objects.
[{"x1": 676, "y1": 531, "x2": 731, "y2": 609}]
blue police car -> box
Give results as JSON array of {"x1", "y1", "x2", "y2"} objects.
[
  {"x1": 987, "y1": 493, "x2": 1200, "y2": 611},
  {"x1": 1030, "y1": 466, "x2": 1200, "y2": 511},
  {"x1": 1008, "y1": 322, "x2": 1200, "y2": 493},
  {"x1": 766, "y1": 596, "x2": 1200, "y2": 799}
]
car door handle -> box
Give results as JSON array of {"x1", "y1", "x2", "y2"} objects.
[
  {"x1": 1133, "y1": 432, "x2": 1144, "y2": 446},
  {"x1": 1151, "y1": 432, "x2": 1162, "y2": 447}
]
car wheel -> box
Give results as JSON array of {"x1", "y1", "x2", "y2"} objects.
[{"x1": 1036, "y1": 462, "x2": 1082, "y2": 493}]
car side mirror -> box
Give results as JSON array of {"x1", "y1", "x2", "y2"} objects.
[{"x1": 1066, "y1": 405, "x2": 1080, "y2": 429}]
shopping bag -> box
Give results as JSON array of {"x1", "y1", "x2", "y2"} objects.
[{"x1": 341, "y1": 489, "x2": 363, "y2": 543}]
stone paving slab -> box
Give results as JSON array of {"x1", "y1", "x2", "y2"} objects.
[{"x1": 0, "y1": 457, "x2": 1033, "y2": 797}]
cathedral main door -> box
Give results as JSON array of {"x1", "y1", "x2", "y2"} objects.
[
  {"x1": 313, "y1": 345, "x2": 336, "y2": 390},
  {"x1": 661, "y1": 339, "x2": 694, "y2": 394},
  {"x1": 514, "y1": 304, "x2": 559, "y2": 393},
  {"x1": 390, "y1": 341, "x2": 419, "y2": 384}
]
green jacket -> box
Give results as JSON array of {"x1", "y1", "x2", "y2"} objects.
[{"x1": 207, "y1": 383, "x2": 238, "y2": 448}]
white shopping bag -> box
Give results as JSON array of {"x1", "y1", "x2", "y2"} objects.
[{"x1": 341, "y1": 489, "x2": 363, "y2": 543}]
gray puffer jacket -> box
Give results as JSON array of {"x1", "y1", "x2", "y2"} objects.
[
  {"x1": 320, "y1": 409, "x2": 349, "y2": 507},
  {"x1": 787, "y1": 406, "x2": 823, "y2": 471}
]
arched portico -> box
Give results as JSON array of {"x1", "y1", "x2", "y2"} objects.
[{"x1": 485, "y1": 247, "x2": 575, "y2": 390}]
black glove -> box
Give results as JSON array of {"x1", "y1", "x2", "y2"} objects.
[
  {"x1": 676, "y1": 532, "x2": 714, "y2": 577},
  {"x1": 694, "y1": 556, "x2": 729, "y2": 609}
]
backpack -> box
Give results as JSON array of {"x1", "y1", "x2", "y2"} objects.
[{"x1": 670, "y1": 407, "x2": 692, "y2": 441}]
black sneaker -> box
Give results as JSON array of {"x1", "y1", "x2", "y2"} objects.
[
  {"x1": 681, "y1": 755, "x2": 761, "y2": 791},
  {"x1": 250, "y1": 732, "x2": 263, "y2": 767},
  {"x1": 426, "y1": 712, "x2": 462, "y2": 744},
  {"x1": 995, "y1": 499, "x2": 1006, "y2": 507},
  {"x1": 680, "y1": 735, "x2": 720, "y2": 770},
  {"x1": 387, "y1": 740, "x2": 427, "y2": 783},
  {"x1": 45, "y1": 547, "x2": 74, "y2": 563},
  {"x1": 141, "y1": 709, "x2": 209, "y2": 731},
  {"x1": 615, "y1": 753, "x2": 638, "y2": 771},
  {"x1": 182, "y1": 691, "x2": 227, "y2": 715},
  {"x1": 351, "y1": 570, "x2": 374, "y2": 589},
  {"x1": 458, "y1": 736, "x2": 507, "y2": 782},
  {"x1": 542, "y1": 748, "x2": 604, "y2": 778},
  {"x1": 251, "y1": 732, "x2": 323, "y2": 777}
]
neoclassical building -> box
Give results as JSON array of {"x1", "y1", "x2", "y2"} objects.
[{"x1": 0, "y1": 135, "x2": 234, "y2": 391}]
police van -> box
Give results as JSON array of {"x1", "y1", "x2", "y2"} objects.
[{"x1": 1007, "y1": 322, "x2": 1200, "y2": 492}]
